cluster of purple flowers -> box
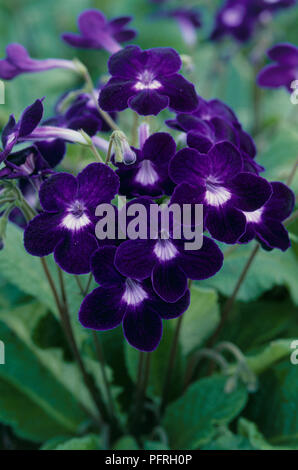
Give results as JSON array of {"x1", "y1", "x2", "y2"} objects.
[
  {"x1": 0, "y1": 8, "x2": 295, "y2": 351},
  {"x1": 210, "y1": 0, "x2": 296, "y2": 42}
]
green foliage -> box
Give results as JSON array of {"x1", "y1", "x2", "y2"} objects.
[{"x1": 163, "y1": 376, "x2": 248, "y2": 449}]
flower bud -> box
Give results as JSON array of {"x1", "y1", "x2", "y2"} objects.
[{"x1": 111, "y1": 131, "x2": 136, "y2": 165}]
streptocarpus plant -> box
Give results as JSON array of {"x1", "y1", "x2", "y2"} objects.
[{"x1": 0, "y1": 4, "x2": 297, "y2": 451}]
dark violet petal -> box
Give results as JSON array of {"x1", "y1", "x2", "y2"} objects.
[
  {"x1": 140, "y1": 47, "x2": 182, "y2": 76},
  {"x1": 67, "y1": 115, "x2": 100, "y2": 136},
  {"x1": 178, "y1": 236, "x2": 223, "y2": 280},
  {"x1": 264, "y1": 182, "x2": 295, "y2": 221},
  {"x1": 18, "y1": 99, "x2": 44, "y2": 137},
  {"x1": 228, "y1": 172, "x2": 272, "y2": 211},
  {"x1": 268, "y1": 43, "x2": 298, "y2": 66},
  {"x1": 153, "y1": 289, "x2": 190, "y2": 319},
  {"x1": 208, "y1": 141, "x2": 243, "y2": 180},
  {"x1": 170, "y1": 182, "x2": 206, "y2": 207},
  {"x1": 176, "y1": 114, "x2": 207, "y2": 132},
  {"x1": 5, "y1": 43, "x2": 32, "y2": 67},
  {"x1": 128, "y1": 90, "x2": 169, "y2": 116},
  {"x1": 1, "y1": 115, "x2": 16, "y2": 148},
  {"x1": 61, "y1": 33, "x2": 97, "y2": 49},
  {"x1": 211, "y1": 117, "x2": 238, "y2": 144},
  {"x1": 169, "y1": 148, "x2": 210, "y2": 185},
  {"x1": 142, "y1": 132, "x2": 176, "y2": 166},
  {"x1": 206, "y1": 206, "x2": 246, "y2": 244},
  {"x1": 238, "y1": 130, "x2": 256, "y2": 159},
  {"x1": 54, "y1": 230, "x2": 98, "y2": 275},
  {"x1": 238, "y1": 223, "x2": 256, "y2": 244},
  {"x1": 123, "y1": 304, "x2": 163, "y2": 352},
  {"x1": 78, "y1": 9, "x2": 106, "y2": 38},
  {"x1": 187, "y1": 131, "x2": 213, "y2": 154},
  {"x1": 79, "y1": 286, "x2": 125, "y2": 330},
  {"x1": 108, "y1": 16, "x2": 132, "y2": 31},
  {"x1": 208, "y1": 99, "x2": 239, "y2": 126},
  {"x1": 257, "y1": 64, "x2": 295, "y2": 89},
  {"x1": 36, "y1": 139, "x2": 66, "y2": 168},
  {"x1": 108, "y1": 45, "x2": 143, "y2": 78},
  {"x1": 0, "y1": 59, "x2": 19, "y2": 80},
  {"x1": 159, "y1": 74, "x2": 198, "y2": 112},
  {"x1": 256, "y1": 218, "x2": 291, "y2": 252},
  {"x1": 24, "y1": 212, "x2": 63, "y2": 256},
  {"x1": 91, "y1": 246, "x2": 124, "y2": 287},
  {"x1": 99, "y1": 77, "x2": 137, "y2": 112},
  {"x1": 152, "y1": 261, "x2": 188, "y2": 303},
  {"x1": 113, "y1": 30, "x2": 136, "y2": 43},
  {"x1": 39, "y1": 173, "x2": 78, "y2": 212},
  {"x1": 115, "y1": 239, "x2": 155, "y2": 280},
  {"x1": 77, "y1": 163, "x2": 119, "y2": 208}
]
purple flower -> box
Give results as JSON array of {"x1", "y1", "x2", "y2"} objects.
[
  {"x1": 115, "y1": 131, "x2": 176, "y2": 198},
  {"x1": 114, "y1": 197, "x2": 223, "y2": 303},
  {"x1": 62, "y1": 9, "x2": 136, "y2": 54},
  {"x1": 0, "y1": 43, "x2": 76, "y2": 80},
  {"x1": 0, "y1": 146, "x2": 52, "y2": 183},
  {"x1": 163, "y1": 8, "x2": 202, "y2": 46},
  {"x1": 24, "y1": 163, "x2": 119, "y2": 274},
  {"x1": 239, "y1": 182, "x2": 295, "y2": 251},
  {"x1": 257, "y1": 43, "x2": 298, "y2": 92},
  {"x1": 79, "y1": 246, "x2": 190, "y2": 351},
  {"x1": 167, "y1": 97, "x2": 263, "y2": 174},
  {"x1": 0, "y1": 99, "x2": 44, "y2": 163},
  {"x1": 99, "y1": 45, "x2": 198, "y2": 116},
  {"x1": 170, "y1": 142, "x2": 272, "y2": 244}
]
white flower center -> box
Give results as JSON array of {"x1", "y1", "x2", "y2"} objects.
[
  {"x1": 205, "y1": 180, "x2": 231, "y2": 206},
  {"x1": 135, "y1": 159, "x2": 159, "y2": 186},
  {"x1": 154, "y1": 238, "x2": 179, "y2": 262},
  {"x1": 222, "y1": 6, "x2": 245, "y2": 27},
  {"x1": 243, "y1": 208, "x2": 263, "y2": 224},
  {"x1": 134, "y1": 70, "x2": 162, "y2": 91},
  {"x1": 61, "y1": 200, "x2": 90, "y2": 231},
  {"x1": 122, "y1": 279, "x2": 148, "y2": 306}
]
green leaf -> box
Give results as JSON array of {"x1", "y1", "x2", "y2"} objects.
[
  {"x1": 53, "y1": 434, "x2": 101, "y2": 450},
  {"x1": 201, "y1": 427, "x2": 253, "y2": 450},
  {"x1": 144, "y1": 441, "x2": 170, "y2": 450},
  {"x1": 0, "y1": 302, "x2": 93, "y2": 442},
  {"x1": 113, "y1": 436, "x2": 139, "y2": 450},
  {"x1": 201, "y1": 244, "x2": 298, "y2": 304},
  {"x1": 238, "y1": 418, "x2": 298, "y2": 450},
  {"x1": 244, "y1": 339, "x2": 294, "y2": 375},
  {"x1": 245, "y1": 359, "x2": 298, "y2": 446},
  {"x1": 180, "y1": 286, "x2": 220, "y2": 357},
  {"x1": 163, "y1": 375, "x2": 248, "y2": 449}
]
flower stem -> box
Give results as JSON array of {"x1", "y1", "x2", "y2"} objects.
[{"x1": 40, "y1": 258, "x2": 108, "y2": 425}]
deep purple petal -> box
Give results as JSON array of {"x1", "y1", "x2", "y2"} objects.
[
  {"x1": 61, "y1": 33, "x2": 97, "y2": 49},
  {"x1": 115, "y1": 239, "x2": 155, "y2": 280},
  {"x1": 54, "y1": 230, "x2": 98, "y2": 274},
  {"x1": 140, "y1": 47, "x2": 182, "y2": 76},
  {"x1": 39, "y1": 173, "x2": 78, "y2": 212},
  {"x1": 99, "y1": 77, "x2": 137, "y2": 112},
  {"x1": 208, "y1": 141, "x2": 243, "y2": 180},
  {"x1": 159, "y1": 74, "x2": 198, "y2": 112},
  {"x1": 268, "y1": 43, "x2": 298, "y2": 66},
  {"x1": 170, "y1": 182, "x2": 206, "y2": 207},
  {"x1": 228, "y1": 172, "x2": 272, "y2": 211},
  {"x1": 257, "y1": 64, "x2": 295, "y2": 89},
  {"x1": 18, "y1": 99, "x2": 44, "y2": 137},
  {"x1": 108, "y1": 45, "x2": 143, "y2": 78},
  {"x1": 152, "y1": 261, "x2": 188, "y2": 303},
  {"x1": 113, "y1": 30, "x2": 136, "y2": 43},
  {"x1": 206, "y1": 206, "x2": 246, "y2": 244},
  {"x1": 153, "y1": 289, "x2": 190, "y2": 319},
  {"x1": 91, "y1": 246, "x2": 124, "y2": 287},
  {"x1": 169, "y1": 148, "x2": 210, "y2": 185},
  {"x1": 123, "y1": 304, "x2": 163, "y2": 352},
  {"x1": 128, "y1": 90, "x2": 169, "y2": 116},
  {"x1": 264, "y1": 182, "x2": 295, "y2": 221},
  {"x1": 0, "y1": 59, "x2": 19, "y2": 79},
  {"x1": 78, "y1": 9, "x2": 106, "y2": 37},
  {"x1": 24, "y1": 212, "x2": 63, "y2": 256},
  {"x1": 79, "y1": 285, "x2": 125, "y2": 330},
  {"x1": 77, "y1": 163, "x2": 119, "y2": 208},
  {"x1": 36, "y1": 139, "x2": 66, "y2": 168},
  {"x1": 142, "y1": 132, "x2": 176, "y2": 167},
  {"x1": 1, "y1": 115, "x2": 16, "y2": 148},
  {"x1": 256, "y1": 219, "x2": 291, "y2": 252},
  {"x1": 177, "y1": 236, "x2": 223, "y2": 280},
  {"x1": 108, "y1": 16, "x2": 132, "y2": 31},
  {"x1": 187, "y1": 131, "x2": 213, "y2": 154}
]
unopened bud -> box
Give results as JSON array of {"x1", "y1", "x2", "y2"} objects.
[{"x1": 111, "y1": 131, "x2": 136, "y2": 165}]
